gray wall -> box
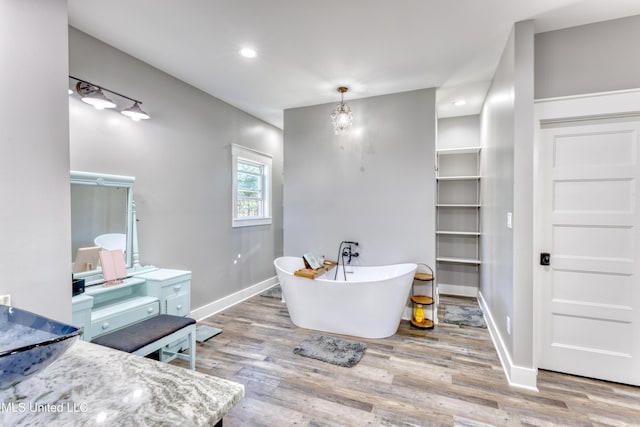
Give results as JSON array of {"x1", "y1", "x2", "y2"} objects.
[
  {"x1": 69, "y1": 28, "x2": 283, "y2": 311},
  {"x1": 438, "y1": 115, "x2": 480, "y2": 149},
  {"x1": 480, "y1": 21, "x2": 534, "y2": 368},
  {"x1": 0, "y1": 0, "x2": 71, "y2": 322},
  {"x1": 283, "y1": 89, "x2": 436, "y2": 268},
  {"x1": 535, "y1": 14, "x2": 640, "y2": 99}
]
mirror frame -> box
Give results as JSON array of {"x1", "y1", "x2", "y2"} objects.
[{"x1": 71, "y1": 170, "x2": 135, "y2": 284}]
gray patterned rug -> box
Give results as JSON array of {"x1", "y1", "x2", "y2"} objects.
[
  {"x1": 293, "y1": 335, "x2": 367, "y2": 368},
  {"x1": 260, "y1": 285, "x2": 282, "y2": 299},
  {"x1": 195, "y1": 325, "x2": 222, "y2": 343},
  {"x1": 444, "y1": 305, "x2": 487, "y2": 328}
]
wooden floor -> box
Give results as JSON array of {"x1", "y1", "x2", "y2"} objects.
[{"x1": 173, "y1": 293, "x2": 640, "y2": 426}]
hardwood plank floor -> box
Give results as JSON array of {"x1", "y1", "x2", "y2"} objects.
[{"x1": 172, "y1": 294, "x2": 640, "y2": 426}]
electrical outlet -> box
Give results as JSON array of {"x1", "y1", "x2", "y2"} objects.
[
  {"x1": 506, "y1": 315, "x2": 511, "y2": 335},
  {"x1": 0, "y1": 295, "x2": 11, "y2": 306}
]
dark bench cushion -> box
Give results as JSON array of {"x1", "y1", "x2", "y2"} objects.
[{"x1": 92, "y1": 315, "x2": 196, "y2": 353}]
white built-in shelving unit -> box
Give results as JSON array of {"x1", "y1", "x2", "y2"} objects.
[{"x1": 435, "y1": 146, "x2": 481, "y2": 297}]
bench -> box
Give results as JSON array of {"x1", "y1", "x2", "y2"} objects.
[{"x1": 91, "y1": 314, "x2": 197, "y2": 370}]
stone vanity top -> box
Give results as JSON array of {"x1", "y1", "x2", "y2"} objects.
[{"x1": 0, "y1": 340, "x2": 244, "y2": 426}]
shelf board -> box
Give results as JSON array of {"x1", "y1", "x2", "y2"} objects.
[
  {"x1": 411, "y1": 295, "x2": 433, "y2": 305},
  {"x1": 436, "y1": 146, "x2": 481, "y2": 155},
  {"x1": 436, "y1": 175, "x2": 481, "y2": 181},
  {"x1": 414, "y1": 272, "x2": 434, "y2": 281},
  {"x1": 436, "y1": 231, "x2": 481, "y2": 236},
  {"x1": 436, "y1": 257, "x2": 482, "y2": 265},
  {"x1": 410, "y1": 318, "x2": 434, "y2": 329},
  {"x1": 436, "y1": 204, "x2": 481, "y2": 208}
]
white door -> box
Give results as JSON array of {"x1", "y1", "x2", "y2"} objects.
[{"x1": 538, "y1": 113, "x2": 640, "y2": 386}]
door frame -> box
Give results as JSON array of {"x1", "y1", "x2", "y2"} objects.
[{"x1": 533, "y1": 88, "x2": 640, "y2": 376}]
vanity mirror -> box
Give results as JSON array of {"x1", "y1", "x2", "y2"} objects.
[{"x1": 70, "y1": 171, "x2": 142, "y2": 284}]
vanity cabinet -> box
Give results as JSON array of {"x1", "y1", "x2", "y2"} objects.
[
  {"x1": 71, "y1": 269, "x2": 191, "y2": 344},
  {"x1": 136, "y1": 269, "x2": 192, "y2": 357},
  {"x1": 71, "y1": 294, "x2": 93, "y2": 336},
  {"x1": 137, "y1": 269, "x2": 191, "y2": 316}
]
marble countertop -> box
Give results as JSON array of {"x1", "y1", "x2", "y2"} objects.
[{"x1": 0, "y1": 340, "x2": 244, "y2": 426}]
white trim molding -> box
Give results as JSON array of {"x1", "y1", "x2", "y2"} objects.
[
  {"x1": 535, "y1": 88, "x2": 640, "y2": 120},
  {"x1": 191, "y1": 276, "x2": 279, "y2": 322},
  {"x1": 438, "y1": 283, "x2": 478, "y2": 298},
  {"x1": 479, "y1": 291, "x2": 538, "y2": 391},
  {"x1": 231, "y1": 143, "x2": 273, "y2": 228}
]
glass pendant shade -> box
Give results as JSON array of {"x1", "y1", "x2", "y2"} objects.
[
  {"x1": 330, "y1": 87, "x2": 353, "y2": 135},
  {"x1": 121, "y1": 102, "x2": 150, "y2": 121}
]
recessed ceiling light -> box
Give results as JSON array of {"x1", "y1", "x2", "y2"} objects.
[
  {"x1": 453, "y1": 100, "x2": 467, "y2": 106},
  {"x1": 240, "y1": 48, "x2": 257, "y2": 58}
]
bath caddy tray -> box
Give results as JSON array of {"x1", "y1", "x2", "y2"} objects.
[{"x1": 294, "y1": 260, "x2": 337, "y2": 279}]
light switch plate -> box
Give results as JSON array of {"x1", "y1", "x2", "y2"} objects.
[
  {"x1": 0, "y1": 295, "x2": 11, "y2": 306},
  {"x1": 507, "y1": 212, "x2": 513, "y2": 229}
]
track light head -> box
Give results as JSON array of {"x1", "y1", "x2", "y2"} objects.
[
  {"x1": 121, "y1": 102, "x2": 150, "y2": 121},
  {"x1": 76, "y1": 82, "x2": 116, "y2": 110}
]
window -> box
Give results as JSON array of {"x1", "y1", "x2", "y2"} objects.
[{"x1": 232, "y1": 144, "x2": 272, "y2": 227}]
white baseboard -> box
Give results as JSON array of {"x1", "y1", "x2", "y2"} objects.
[
  {"x1": 478, "y1": 291, "x2": 538, "y2": 391},
  {"x1": 438, "y1": 283, "x2": 478, "y2": 298},
  {"x1": 191, "y1": 276, "x2": 279, "y2": 323}
]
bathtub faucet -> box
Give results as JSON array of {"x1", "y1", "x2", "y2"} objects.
[
  {"x1": 335, "y1": 241, "x2": 360, "y2": 280},
  {"x1": 342, "y1": 244, "x2": 360, "y2": 264}
]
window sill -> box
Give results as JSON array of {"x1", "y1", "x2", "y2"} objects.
[{"x1": 232, "y1": 217, "x2": 272, "y2": 228}]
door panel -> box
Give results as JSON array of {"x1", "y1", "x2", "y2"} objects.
[{"x1": 539, "y1": 117, "x2": 640, "y2": 385}]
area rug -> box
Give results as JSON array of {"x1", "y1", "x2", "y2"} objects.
[
  {"x1": 444, "y1": 305, "x2": 487, "y2": 328},
  {"x1": 195, "y1": 325, "x2": 222, "y2": 343},
  {"x1": 259, "y1": 285, "x2": 282, "y2": 299},
  {"x1": 293, "y1": 335, "x2": 367, "y2": 368}
]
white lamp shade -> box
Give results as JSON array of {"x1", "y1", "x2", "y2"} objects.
[
  {"x1": 121, "y1": 102, "x2": 150, "y2": 121},
  {"x1": 76, "y1": 82, "x2": 116, "y2": 109}
]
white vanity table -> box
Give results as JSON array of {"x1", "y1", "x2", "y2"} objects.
[
  {"x1": 70, "y1": 172, "x2": 191, "y2": 346},
  {"x1": 72, "y1": 269, "x2": 191, "y2": 342}
]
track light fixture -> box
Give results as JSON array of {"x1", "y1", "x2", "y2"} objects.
[{"x1": 69, "y1": 76, "x2": 150, "y2": 121}]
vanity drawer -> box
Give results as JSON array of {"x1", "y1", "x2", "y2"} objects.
[
  {"x1": 90, "y1": 297, "x2": 160, "y2": 339},
  {"x1": 161, "y1": 279, "x2": 190, "y2": 299},
  {"x1": 166, "y1": 293, "x2": 190, "y2": 317}
]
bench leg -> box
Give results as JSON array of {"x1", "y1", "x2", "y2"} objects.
[
  {"x1": 131, "y1": 325, "x2": 196, "y2": 371},
  {"x1": 158, "y1": 326, "x2": 196, "y2": 370},
  {"x1": 189, "y1": 327, "x2": 196, "y2": 370}
]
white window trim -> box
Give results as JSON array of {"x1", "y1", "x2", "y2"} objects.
[{"x1": 231, "y1": 144, "x2": 272, "y2": 228}]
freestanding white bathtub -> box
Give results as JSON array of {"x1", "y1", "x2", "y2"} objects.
[{"x1": 274, "y1": 256, "x2": 417, "y2": 339}]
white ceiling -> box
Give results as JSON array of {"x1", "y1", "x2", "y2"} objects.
[{"x1": 68, "y1": 0, "x2": 640, "y2": 129}]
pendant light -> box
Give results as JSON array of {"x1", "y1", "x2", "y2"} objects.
[{"x1": 330, "y1": 87, "x2": 353, "y2": 135}]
